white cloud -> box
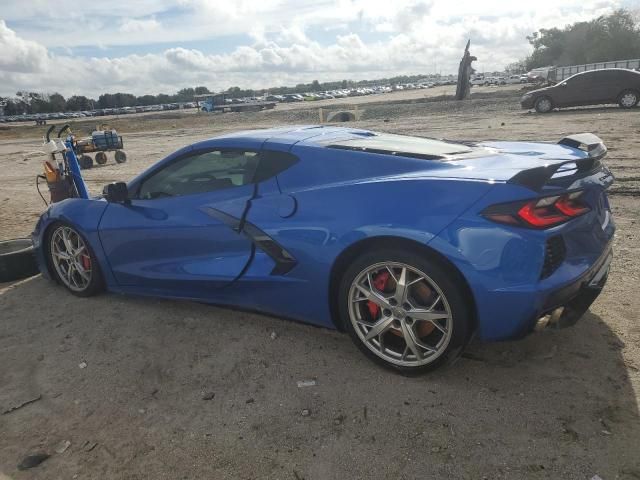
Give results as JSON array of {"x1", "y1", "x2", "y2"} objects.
[
  {"x1": 0, "y1": 20, "x2": 48, "y2": 73},
  {"x1": 119, "y1": 17, "x2": 161, "y2": 34},
  {"x1": 0, "y1": 0, "x2": 627, "y2": 98}
]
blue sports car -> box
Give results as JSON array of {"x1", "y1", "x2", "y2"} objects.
[{"x1": 32, "y1": 126, "x2": 615, "y2": 373}]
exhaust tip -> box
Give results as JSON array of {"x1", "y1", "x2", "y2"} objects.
[{"x1": 534, "y1": 307, "x2": 565, "y2": 332}]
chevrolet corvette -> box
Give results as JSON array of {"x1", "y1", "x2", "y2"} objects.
[{"x1": 32, "y1": 126, "x2": 615, "y2": 373}]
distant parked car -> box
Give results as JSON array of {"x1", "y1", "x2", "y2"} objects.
[
  {"x1": 483, "y1": 77, "x2": 500, "y2": 86},
  {"x1": 521, "y1": 68, "x2": 640, "y2": 113},
  {"x1": 470, "y1": 75, "x2": 485, "y2": 86},
  {"x1": 505, "y1": 75, "x2": 525, "y2": 84},
  {"x1": 282, "y1": 94, "x2": 304, "y2": 102}
]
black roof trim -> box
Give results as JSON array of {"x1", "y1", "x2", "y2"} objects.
[{"x1": 326, "y1": 144, "x2": 444, "y2": 161}]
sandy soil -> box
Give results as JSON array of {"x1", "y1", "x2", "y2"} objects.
[{"x1": 0, "y1": 87, "x2": 639, "y2": 479}]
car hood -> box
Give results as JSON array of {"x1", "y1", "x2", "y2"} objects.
[{"x1": 522, "y1": 85, "x2": 556, "y2": 96}]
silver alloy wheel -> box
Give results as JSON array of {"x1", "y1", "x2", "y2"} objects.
[
  {"x1": 536, "y1": 97, "x2": 552, "y2": 112},
  {"x1": 620, "y1": 92, "x2": 637, "y2": 108},
  {"x1": 348, "y1": 262, "x2": 453, "y2": 367},
  {"x1": 50, "y1": 226, "x2": 92, "y2": 292}
]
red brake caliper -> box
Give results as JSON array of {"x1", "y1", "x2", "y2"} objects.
[
  {"x1": 81, "y1": 255, "x2": 91, "y2": 270},
  {"x1": 367, "y1": 271, "x2": 390, "y2": 319}
]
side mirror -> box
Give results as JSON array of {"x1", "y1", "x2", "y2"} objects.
[
  {"x1": 103, "y1": 182, "x2": 129, "y2": 203},
  {"x1": 561, "y1": 82, "x2": 567, "y2": 87}
]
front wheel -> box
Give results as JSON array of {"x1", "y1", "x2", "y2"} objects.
[
  {"x1": 338, "y1": 248, "x2": 473, "y2": 374},
  {"x1": 618, "y1": 90, "x2": 638, "y2": 109},
  {"x1": 534, "y1": 96, "x2": 553, "y2": 113},
  {"x1": 79, "y1": 155, "x2": 93, "y2": 169},
  {"x1": 47, "y1": 223, "x2": 104, "y2": 297}
]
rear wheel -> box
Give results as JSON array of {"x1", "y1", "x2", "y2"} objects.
[
  {"x1": 339, "y1": 248, "x2": 473, "y2": 374},
  {"x1": 114, "y1": 150, "x2": 127, "y2": 163},
  {"x1": 47, "y1": 223, "x2": 104, "y2": 297},
  {"x1": 618, "y1": 90, "x2": 638, "y2": 109},
  {"x1": 534, "y1": 96, "x2": 553, "y2": 113},
  {"x1": 95, "y1": 152, "x2": 108, "y2": 165}
]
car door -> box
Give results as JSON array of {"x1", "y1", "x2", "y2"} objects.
[
  {"x1": 98, "y1": 148, "x2": 260, "y2": 297},
  {"x1": 555, "y1": 73, "x2": 590, "y2": 106},
  {"x1": 584, "y1": 70, "x2": 618, "y2": 104}
]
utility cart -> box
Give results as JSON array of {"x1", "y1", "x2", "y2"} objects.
[{"x1": 73, "y1": 126, "x2": 127, "y2": 169}]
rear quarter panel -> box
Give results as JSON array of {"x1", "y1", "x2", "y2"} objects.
[{"x1": 246, "y1": 145, "x2": 495, "y2": 327}]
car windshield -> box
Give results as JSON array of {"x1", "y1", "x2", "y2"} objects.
[{"x1": 320, "y1": 133, "x2": 473, "y2": 159}]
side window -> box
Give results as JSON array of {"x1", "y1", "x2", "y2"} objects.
[
  {"x1": 138, "y1": 150, "x2": 259, "y2": 199},
  {"x1": 253, "y1": 151, "x2": 299, "y2": 183},
  {"x1": 565, "y1": 74, "x2": 585, "y2": 86}
]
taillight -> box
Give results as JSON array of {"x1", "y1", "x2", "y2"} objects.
[{"x1": 483, "y1": 191, "x2": 591, "y2": 229}]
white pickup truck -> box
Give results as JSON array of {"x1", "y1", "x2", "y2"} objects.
[{"x1": 470, "y1": 75, "x2": 486, "y2": 86}]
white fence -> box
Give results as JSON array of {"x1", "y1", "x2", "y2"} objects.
[
  {"x1": 528, "y1": 59, "x2": 640, "y2": 82},
  {"x1": 554, "y1": 59, "x2": 640, "y2": 81}
]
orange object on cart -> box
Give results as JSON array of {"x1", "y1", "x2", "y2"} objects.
[{"x1": 43, "y1": 161, "x2": 60, "y2": 183}]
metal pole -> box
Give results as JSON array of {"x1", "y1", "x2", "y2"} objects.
[{"x1": 63, "y1": 140, "x2": 90, "y2": 199}]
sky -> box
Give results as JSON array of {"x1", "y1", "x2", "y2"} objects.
[{"x1": 0, "y1": 0, "x2": 634, "y2": 98}]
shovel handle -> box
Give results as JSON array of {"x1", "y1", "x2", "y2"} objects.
[
  {"x1": 57, "y1": 124, "x2": 71, "y2": 138},
  {"x1": 45, "y1": 125, "x2": 56, "y2": 142}
]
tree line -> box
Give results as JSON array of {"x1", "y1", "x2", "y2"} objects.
[
  {"x1": 507, "y1": 9, "x2": 640, "y2": 72},
  {"x1": 1, "y1": 86, "x2": 213, "y2": 116}
]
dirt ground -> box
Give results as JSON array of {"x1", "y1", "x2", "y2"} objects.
[{"x1": 1, "y1": 86, "x2": 639, "y2": 479}]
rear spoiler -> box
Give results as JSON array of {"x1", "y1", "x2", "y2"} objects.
[
  {"x1": 557, "y1": 133, "x2": 607, "y2": 160},
  {"x1": 508, "y1": 133, "x2": 607, "y2": 191}
]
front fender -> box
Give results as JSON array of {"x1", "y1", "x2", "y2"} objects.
[{"x1": 31, "y1": 198, "x2": 115, "y2": 285}]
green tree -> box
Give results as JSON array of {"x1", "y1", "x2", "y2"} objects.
[
  {"x1": 524, "y1": 9, "x2": 640, "y2": 69},
  {"x1": 97, "y1": 93, "x2": 115, "y2": 108},
  {"x1": 48, "y1": 93, "x2": 66, "y2": 112},
  {"x1": 136, "y1": 94, "x2": 157, "y2": 106},
  {"x1": 175, "y1": 87, "x2": 195, "y2": 102},
  {"x1": 65, "y1": 95, "x2": 92, "y2": 111},
  {"x1": 194, "y1": 86, "x2": 210, "y2": 95}
]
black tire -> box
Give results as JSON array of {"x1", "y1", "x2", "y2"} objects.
[
  {"x1": 79, "y1": 155, "x2": 94, "y2": 169},
  {"x1": 618, "y1": 89, "x2": 639, "y2": 109},
  {"x1": 95, "y1": 152, "x2": 107, "y2": 165},
  {"x1": 45, "y1": 222, "x2": 104, "y2": 297},
  {"x1": 0, "y1": 239, "x2": 39, "y2": 283},
  {"x1": 114, "y1": 150, "x2": 127, "y2": 163},
  {"x1": 338, "y1": 248, "x2": 473, "y2": 374},
  {"x1": 534, "y1": 96, "x2": 553, "y2": 113}
]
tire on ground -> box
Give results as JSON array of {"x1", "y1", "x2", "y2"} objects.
[
  {"x1": 618, "y1": 89, "x2": 639, "y2": 109},
  {"x1": 95, "y1": 152, "x2": 108, "y2": 165},
  {"x1": 114, "y1": 150, "x2": 127, "y2": 163},
  {"x1": 338, "y1": 247, "x2": 473, "y2": 374},
  {"x1": 45, "y1": 222, "x2": 105, "y2": 297},
  {"x1": 534, "y1": 96, "x2": 553, "y2": 113},
  {"x1": 0, "y1": 238, "x2": 39, "y2": 283},
  {"x1": 79, "y1": 155, "x2": 94, "y2": 169}
]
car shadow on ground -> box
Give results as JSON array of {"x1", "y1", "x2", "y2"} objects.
[
  {"x1": 525, "y1": 105, "x2": 638, "y2": 116},
  {"x1": 0, "y1": 276, "x2": 638, "y2": 479}
]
